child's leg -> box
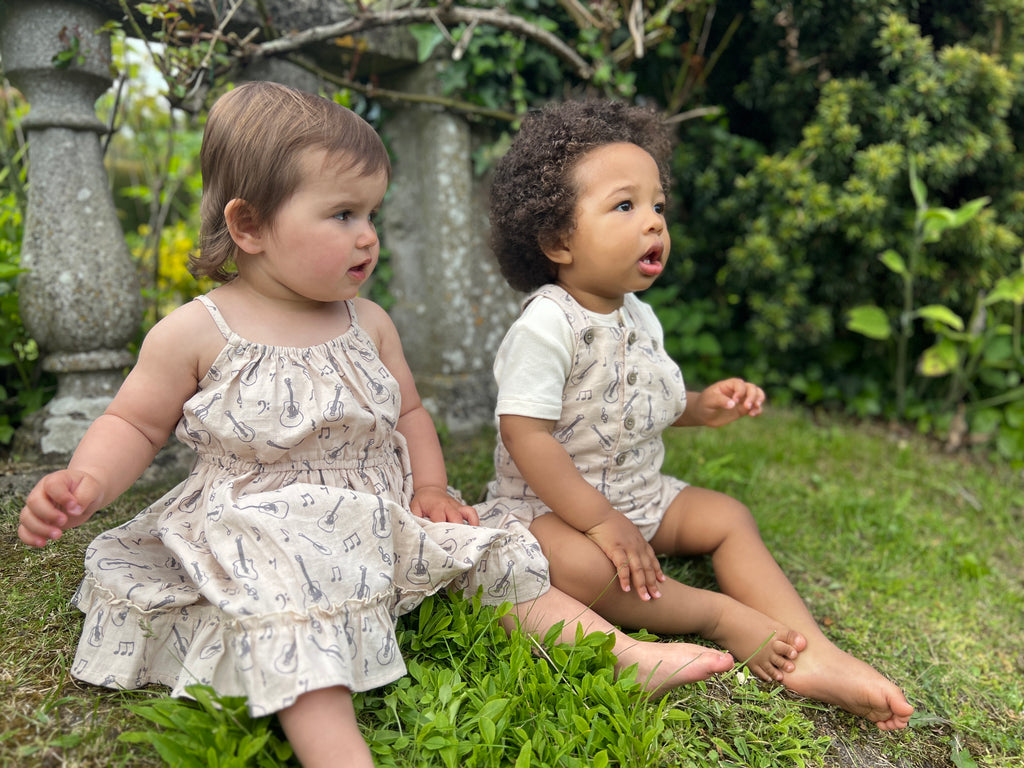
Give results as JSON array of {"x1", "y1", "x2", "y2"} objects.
[
  {"x1": 277, "y1": 686, "x2": 374, "y2": 768},
  {"x1": 530, "y1": 511, "x2": 804, "y2": 681},
  {"x1": 652, "y1": 486, "x2": 914, "y2": 730},
  {"x1": 503, "y1": 585, "x2": 734, "y2": 695}
]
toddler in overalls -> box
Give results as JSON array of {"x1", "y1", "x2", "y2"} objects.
[{"x1": 478, "y1": 99, "x2": 915, "y2": 731}]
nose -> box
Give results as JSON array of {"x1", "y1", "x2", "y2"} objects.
[
  {"x1": 645, "y1": 206, "x2": 665, "y2": 233},
  {"x1": 356, "y1": 219, "x2": 379, "y2": 249}
]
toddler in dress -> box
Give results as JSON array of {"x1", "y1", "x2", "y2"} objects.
[
  {"x1": 479, "y1": 99, "x2": 915, "y2": 731},
  {"x1": 18, "y1": 83, "x2": 733, "y2": 767}
]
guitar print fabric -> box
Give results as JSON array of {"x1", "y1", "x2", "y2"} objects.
[
  {"x1": 70, "y1": 295, "x2": 549, "y2": 716},
  {"x1": 480, "y1": 285, "x2": 689, "y2": 542}
]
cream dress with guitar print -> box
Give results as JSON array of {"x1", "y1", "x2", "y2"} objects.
[{"x1": 70, "y1": 295, "x2": 549, "y2": 715}]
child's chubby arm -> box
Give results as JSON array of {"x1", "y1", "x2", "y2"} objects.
[
  {"x1": 674, "y1": 378, "x2": 765, "y2": 428},
  {"x1": 358, "y1": 299, "x2": 479, "y2": 527},
  {"x1": 18, "y1": 301, "x2": 217, "y2": 548},
  {"x1": 500, "y1": 413, "x2": 665, "y2": 601}
]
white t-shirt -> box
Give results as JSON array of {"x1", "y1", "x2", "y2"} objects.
[{"x1": 494, "y1": 293, "x2": 666, "y2": 420}]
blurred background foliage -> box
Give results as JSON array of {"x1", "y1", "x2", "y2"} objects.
[{"x1": 0, "y1": 0, "x2": 1022, "y2": 464}]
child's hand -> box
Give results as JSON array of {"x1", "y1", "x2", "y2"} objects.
[
  {"x1": 18, "y1": 469, "x2": 102, "y2": 547},
  {"x1": 410, "y1": 486, "x2": 481, "y2": 526},
  {"x1": 692, "y1": 378, "x2": 765, "y2": 427},
  {"x1": 585, "y1": 515, "x2": 665, "y2": 601}
]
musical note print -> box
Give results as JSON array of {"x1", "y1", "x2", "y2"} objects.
[{"x1": 116, "y1": 640, "x2": 136, "y2": 657}]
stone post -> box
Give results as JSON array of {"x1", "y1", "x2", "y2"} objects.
[
  {"x1": 384, "y1": 61, "x2": 519, "y2": 435},
  {"x1": 1, "y1": 0, "x2": 142, "y2": 460}
]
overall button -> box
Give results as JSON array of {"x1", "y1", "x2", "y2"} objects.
[
  {"x1": 615, "y1": 452, "x2": 628, "y2": 466},
  {"x1": 626, "y1": 370, "x2": 638, "y2": 385},
  {"x1": 623, "y1": 416, "x2": 636, "y2": 430},
  {"x1": 583, "y1": 329, "x2": 595, "y2": 344},
  {"x1": 627, "y1": 331, "x2": 638, "y2": 345}
]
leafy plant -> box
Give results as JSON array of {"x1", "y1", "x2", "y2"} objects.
[
  {"x1": 847, "y1": 159, "x2": 1024, "y2": 460},
  {"x1": 119, "y1": 684, "x2": 294, "y2": 767},
  {"x1": 846, "y1": 157, "x2": 990, "y2": 417}
]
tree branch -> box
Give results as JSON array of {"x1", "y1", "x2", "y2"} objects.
[{"x1": 243, "y1": 6, "x2": 595, "y2": 80}]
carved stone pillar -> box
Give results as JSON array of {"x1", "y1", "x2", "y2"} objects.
[{"x1": 1, "y1": 0, "x2": 142, "y2": 459}]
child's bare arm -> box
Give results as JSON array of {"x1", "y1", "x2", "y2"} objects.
[
  {"x1": 19, "y1": 304, "x2": 210, "y2": 547},
  {"x1": 500, "y1": 413, "x2": 664, "y2": 600},
  {"x1": 674, "y1": 378, "x2": 766, "y2": 428},
  {"x1": 361, "y1": 299, "x2": 478, "y2": 526}
]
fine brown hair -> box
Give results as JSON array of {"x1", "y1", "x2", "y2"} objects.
[
  {"x1": 190, "y1": 81, "x2": 392, "y2": 281},
  {"x1": 489, "y1": 100, "x2": 673, "y2": 293}
]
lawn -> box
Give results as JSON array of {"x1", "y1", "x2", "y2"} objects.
[{"x1": 1, "y1": 408, "x2": 1021, "y2": 767}]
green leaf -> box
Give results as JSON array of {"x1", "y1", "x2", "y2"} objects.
[
  {"x1": 986, "y1": 272, "x2": 1024, "y2": 306},
  {"x1": 879, "y1": 249, "x2": 908, "y2": 276},
  {"x1": 846, "y1": 305, "x2": 891, "y2": 340},
  {"x1": 950, "y1": 196, "x2": 989, "y2": 228},
  {"x1": 914, "y1": 304, "x2": 964, "y2": 331},
  {"x1": 513, "y1": 738, "x2": 532, "y2": 768},
  {"x1": 921, "y1": 207, "x2": 959, "y2": 242},
  {"x1": 408, "y1": 24, "x2": 446, "y2": 63},
  {"x1": 917, "y1": 339, "x2": 959, "y2": 377}
]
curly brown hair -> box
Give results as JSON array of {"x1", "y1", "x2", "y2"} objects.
[
  {"x1": 190, "y1": 81, "x2": 391, "y2": 282},
  {"x1": 489, "y1": 100, "x2": 673, "y2": 293}
]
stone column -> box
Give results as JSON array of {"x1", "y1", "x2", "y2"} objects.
[
  {"x1": 384, "y1": 61, "x2": 519, "y2": 435},
  {"x1": 1, "y1": 0, "x2": 142, "y2": 460}
]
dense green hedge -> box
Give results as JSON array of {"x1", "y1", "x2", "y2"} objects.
[{"x1": 646, "y1": 3, "x2": 1024, "y2": 462}]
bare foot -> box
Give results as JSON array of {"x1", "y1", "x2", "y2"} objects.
[
  {"x1": 781, "y1": 643, "x2": 914, "y2": 730},
  {"x1": 708, "y1": 603, "x2": 807, "y2": 682},
  {"x1": 617, "y1": 639, "x2": 734, "y2": 695}
]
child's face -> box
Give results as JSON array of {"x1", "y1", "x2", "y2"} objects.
[
  {"x1": 545, "y1": 142, "x2": 668, "y2": 314},
  {"x1": 253, "y1": 149, "x2": 388, "y2": 304}
]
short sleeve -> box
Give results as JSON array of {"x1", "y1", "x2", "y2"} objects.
[{"x1": 493, "y1": 298, "x2": 574, "y2": 421}]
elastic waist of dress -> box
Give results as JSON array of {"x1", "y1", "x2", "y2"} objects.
[{"x1": 193, "y1": 451, "x2": 395, "y2": 475}]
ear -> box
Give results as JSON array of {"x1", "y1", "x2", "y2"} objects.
[
  {"x1": 539, "y1": 233, "x2": 573, "y2": 266},
  {"x1": 224, "y1": 199, "x2": 264, "y2": 255}
]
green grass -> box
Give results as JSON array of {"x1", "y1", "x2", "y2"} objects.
[{"x1": 1, "y1": 408, "x2": 1021, "y2": 766}]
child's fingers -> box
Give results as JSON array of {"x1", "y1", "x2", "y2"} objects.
[
  {"x1": 458, "y1": 504, "x2": 480, "y2": 526},
  {"x1": 17, "y1": 512, "x2": 58, "y2": 547},
  {"x1": 627, "y1": 550, "x2": 663, "y2": 601}
]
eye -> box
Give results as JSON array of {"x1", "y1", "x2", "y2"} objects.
[
  {"x1": 333, "y1": 210, "x2": 352, "y2": 222},
  {"x1": 654, "y1": 202, "x2": 665, "y2": 215},
  {"x1": 615, "y1": 200, "x2": 633, "y2": 212}
]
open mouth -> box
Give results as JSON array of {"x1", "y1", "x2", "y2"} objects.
[
  {"x1": 349, "y1": 258, "x2": 374, "y2": 279},
  {"x1": 638, "y1": 244, "x2": 664, "y2": 276}
]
